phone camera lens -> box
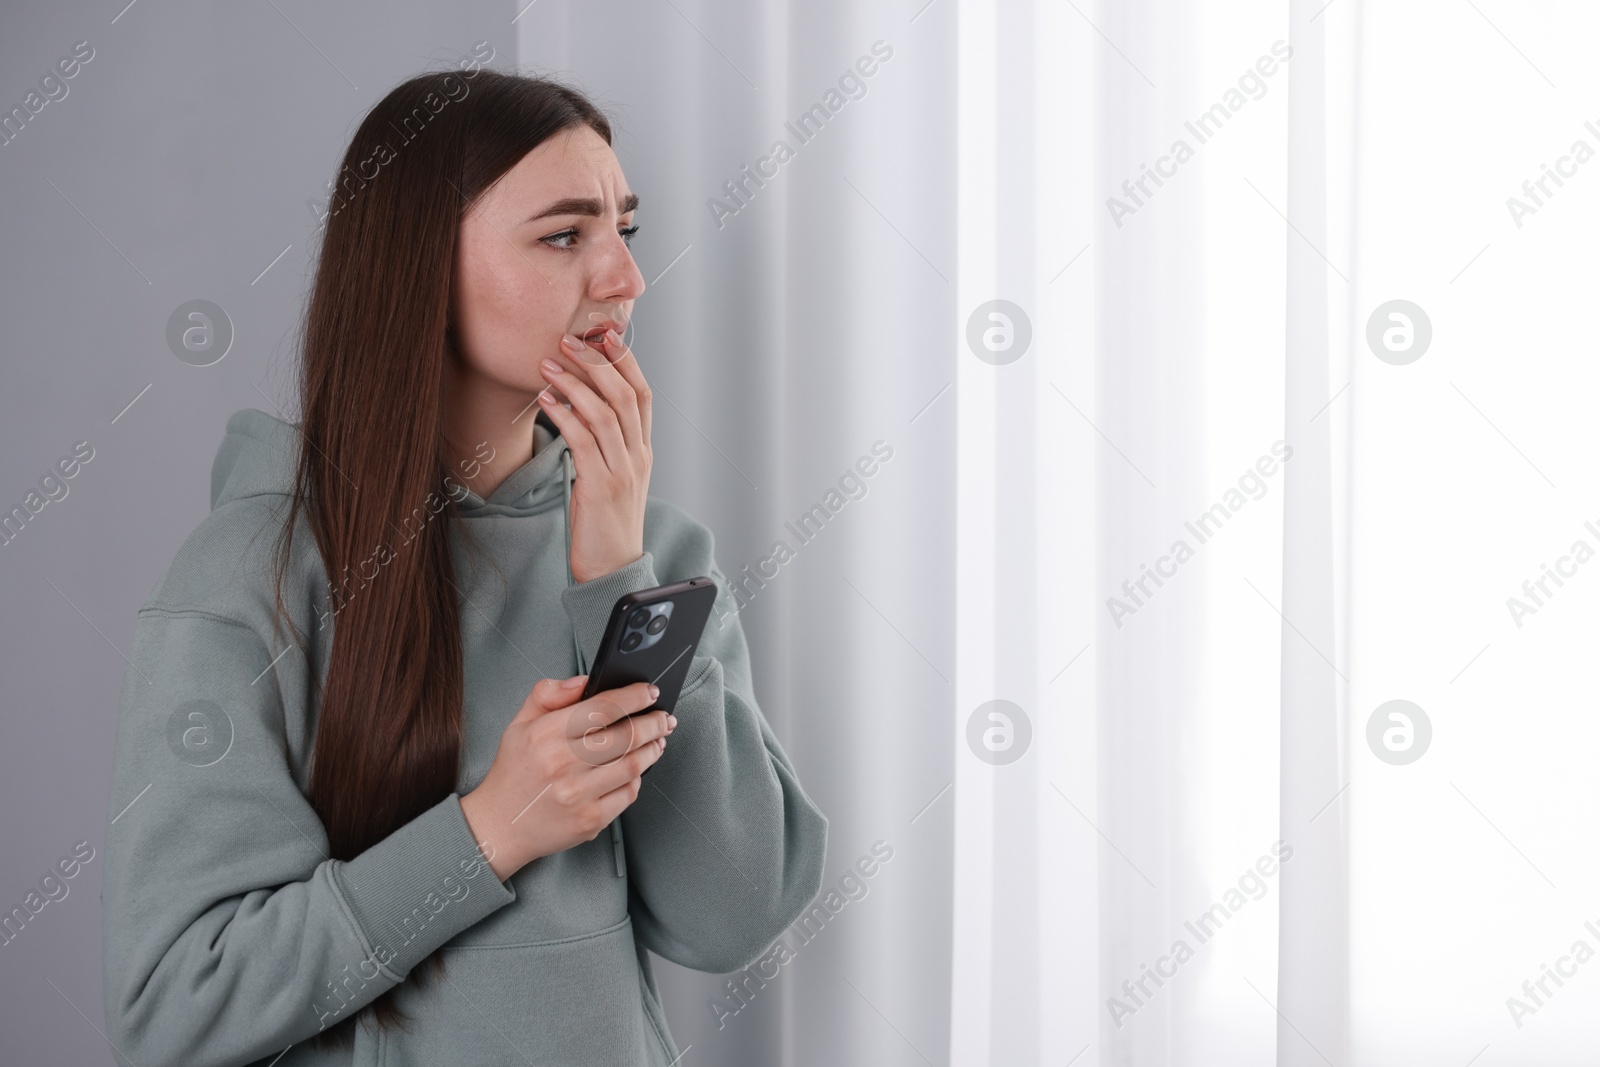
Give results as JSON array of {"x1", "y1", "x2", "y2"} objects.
[
  {"x1": 621, "y1": 631, "x2": 643, "y2": 651},
  {"x1": 627, "y1": 608, "x2": 651, "y2": 629},
  {"x1": 645, "y1": 614, "x2": 668, "y2": 635}
]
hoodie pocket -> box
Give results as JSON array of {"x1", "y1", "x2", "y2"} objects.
[{"x1": 374, "y1": 916, "x2": 674, "y2": 1067}]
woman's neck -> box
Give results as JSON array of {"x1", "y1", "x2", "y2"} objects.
[{"x1": 441, "y1": 356, "x2": 539, "y2": 499}]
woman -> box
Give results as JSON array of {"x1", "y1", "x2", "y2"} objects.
[{"x1": 100, "y1": 68, "x2": 827, "y2": 1066}]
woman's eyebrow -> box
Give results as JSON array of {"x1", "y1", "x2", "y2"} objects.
[{"x1": 525, "y1": 192, "x2": 640, "y2": 223}]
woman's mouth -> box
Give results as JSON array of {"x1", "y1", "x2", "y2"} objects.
[{"x1": 567, "y1": 309, "x2": 627, "y2": 362}]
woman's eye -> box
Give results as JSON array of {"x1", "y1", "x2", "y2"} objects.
[{"x1": 539, "y1": 225, "x2": 641, "y2": 251}]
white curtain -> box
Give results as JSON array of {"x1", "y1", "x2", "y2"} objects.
[
  {"x1": 520, "y1": 4, "x2": 958, "y2": 1065},
  {"x1": 959, "y1": 0, "x2": 1600, "y2": 1064},
  {"x1": 524, "y1": 0, "x2": 1600, "y2": 1063}
]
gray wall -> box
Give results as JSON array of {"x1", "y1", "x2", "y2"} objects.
[{"x1": 0, "y1": 3, "x2": 519, "y2": 1062}]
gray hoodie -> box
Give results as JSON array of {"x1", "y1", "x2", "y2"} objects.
[{"x1": 100, "y1": 407, "x2": 828, "y2": 1066}]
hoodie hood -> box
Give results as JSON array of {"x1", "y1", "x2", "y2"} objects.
[
  {"x1": 208, "y1": 403, "x2": 587, "y2": 682},
  {"x1": 209, "y1": 407, "x2": 572, "y2": 517}
]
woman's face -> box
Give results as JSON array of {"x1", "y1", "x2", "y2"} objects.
[{"x1": 449, "y1": 124, "x2": 645, "y2": 400}]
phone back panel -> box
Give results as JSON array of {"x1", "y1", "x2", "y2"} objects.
[{"x1": 580, "y1": 577, "x2": 718, "y2": 714}]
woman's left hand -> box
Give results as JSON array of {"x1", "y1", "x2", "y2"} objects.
[{"x1": 537, "y1": 328, "x2": 653, "y2": 584}]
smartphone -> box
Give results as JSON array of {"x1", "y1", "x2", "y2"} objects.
[{"x1": 579, "y1": 576, "x2": 718, "y2": 716}]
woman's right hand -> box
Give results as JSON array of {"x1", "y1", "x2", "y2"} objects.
[{"x1": 459, "y1": 675, "x2": 674, "y2": 882}]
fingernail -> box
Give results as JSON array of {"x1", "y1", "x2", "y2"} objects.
[
  {"x1": 560, "y1": 335, "x2": 582, "y2": 351},
  {"x1": 538, "y1": 390, "x2": 556, "y2": 405},
  {"x1": 605, "y1": 329, "x2": 620, "y2": 345},
  {"x1": 562, "y1": 675, "x2": 586, "y2": 689},
  {"x1": 647, "y1": 684, "x2": 660, "y2": 700},
  {"x1": 667, "y1": 714, "x2": 678, "y2": 731},
  {"x1": 541, "y1": 358, "x2": 564, "y2": 374}
]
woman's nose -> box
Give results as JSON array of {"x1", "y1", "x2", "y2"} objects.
[{"x1": 593, "y1": 237, "x2": 645, "y2": 302}]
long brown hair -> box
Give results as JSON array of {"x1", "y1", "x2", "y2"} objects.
[{"x1": 268, "y1": 68, "x2": 612, "y2": 1049}]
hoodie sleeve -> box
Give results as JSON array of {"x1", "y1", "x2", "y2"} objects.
[
  {"x1": 101, "y1": 608, "x2": 517, "y2": 1067},
  {"x1": 560, "y1": 546, "x2": 829, "y2": 974}
]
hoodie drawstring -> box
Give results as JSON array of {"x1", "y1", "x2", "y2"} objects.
[
  {"x1": 562, "y1": 446, "x2": 628, "y2": 879},
  {"x1": 561, "y1": 449, "x2": 587, "y2": 673}
]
